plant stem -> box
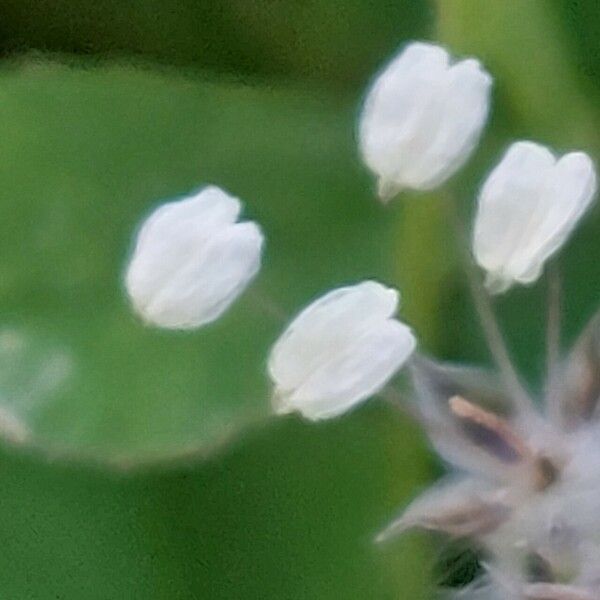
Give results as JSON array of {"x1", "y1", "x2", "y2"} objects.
[
  {"x1": 249, "y1": 287, "x2": 288, "y2": 323},
  {"x1": 546, "y1": 261, "x2": 562, "y2": 386},
  {"x1": 382, "y1": 384, "x2": 422, "y2": 421},
  {"x1": 449, "y1": 196, "x2": 534, "y2": 414}
]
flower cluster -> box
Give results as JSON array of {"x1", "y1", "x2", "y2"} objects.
[{"x1": 123, "y1": 41, "x2": 599, "y2": 599}]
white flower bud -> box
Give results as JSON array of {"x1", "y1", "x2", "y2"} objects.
[
  {"x1": 125, "y1": 186, "x2": 264, "y2": 329},
  {"x1": 268, "y1": 281, "x2": 416, "y2": 420},
  {"x1": 359, "y1": 41, "x2": 492, "y2": 200},
  {"x1": 473, "y1": 141, "x2": 597, "y2": 294}
]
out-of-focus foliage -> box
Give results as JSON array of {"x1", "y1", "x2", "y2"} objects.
[
  {"x1": 0, "y1": 1, "x2": 437, "y2": 596},
  {"x1": 0, "y1": 61, "x2": 416, "y2": 464},
  {"x1": 0, "y1": 0, "x2": 431, "y2": 89},
  {"x1": 0, "y1": 408, "x2": 431, "y2": 599}
]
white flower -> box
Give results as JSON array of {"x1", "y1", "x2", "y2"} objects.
[
  {"x1": 358, "y1": 41, "x2": 492, "y2": 201},
  {"x1": 473, "y1": 141, "x2": 597, "y2": 294},
  {"x1": 268, "y1": 281, "x2": 416, "y2": 420},
  {"x1": 125, "y1": 186, "x2": 264, "y2": 329}
]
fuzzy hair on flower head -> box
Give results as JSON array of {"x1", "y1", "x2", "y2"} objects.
[{"x1": 378, "y1": 315, "x2": 600, "y2": 599}]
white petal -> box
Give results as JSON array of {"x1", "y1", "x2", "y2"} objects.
[
  {"x1": 474, "y1": 142, "x2": 597, "y2": 292},
  {"x1": 268, "y1": 281, "x2": 399, "y2": 392},
  {"x1": 360, "y1": 43, "x2": 449, "y2": 185},
  {"x1": 269, "y1": 281, "x2": 416, "y2": 420},
  {"x1": 359, "y1": 41, "x2": 491, "y2": 196},
  {"x1": 406, "y1": 58, "x2": 492, "y2": 189},
  {"x1": 474, "y1": 142, "x2": 555, "y2": 274},
  {"x1": 281, "y1": 319, "x2": 415, "y2": 420},
  {"x1": 140, "y1": 222, "x2": 263, "y2": 328},
  {"x1": 125, "y1": 186, "x2": 264, "y2": 329},
  {"x1": 134, "y1": 186, "x2": 241, "y2": 256},
  {"x1": 511, "y1": 152, "x2": 596, "y2": 281}
]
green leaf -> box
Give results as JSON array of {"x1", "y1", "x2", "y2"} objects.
[
  {"x1": 0, "y1": 60, "x2": 409, "y2": 465},
  {"x1": 0, "y1": 406, "x2": 432, "y2": 600},
  {"x1": 0, "y1": 0, "x2": 431, "y2": 89},
  {"x1": 437, "y1": 0, "x2": 598, "y2": 148}
]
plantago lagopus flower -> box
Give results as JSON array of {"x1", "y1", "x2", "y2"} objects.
[
  {"x1": 358, "y1": 41, "x2": 492, "y2": 201},
  {"x1": 268, "y1": 281, "x2": 415, "y2": 420},
  {"x1": 125, "y1": 185, "x2": 264, "y2": 329},
  {"x1": 473, "y1": 142, "x2": 596, "y2": 294}
]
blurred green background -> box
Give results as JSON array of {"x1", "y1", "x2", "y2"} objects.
[{"x1": 0, "y1": 0, "x2": 598, "y2": 597}]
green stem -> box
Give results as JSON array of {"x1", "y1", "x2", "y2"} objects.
[
  {"x1": 449, "y1": 195, "x2": 534, "y2": 415},
  {"x1": 545, "y1": 261, "x2": 562, "y2": 387}
]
